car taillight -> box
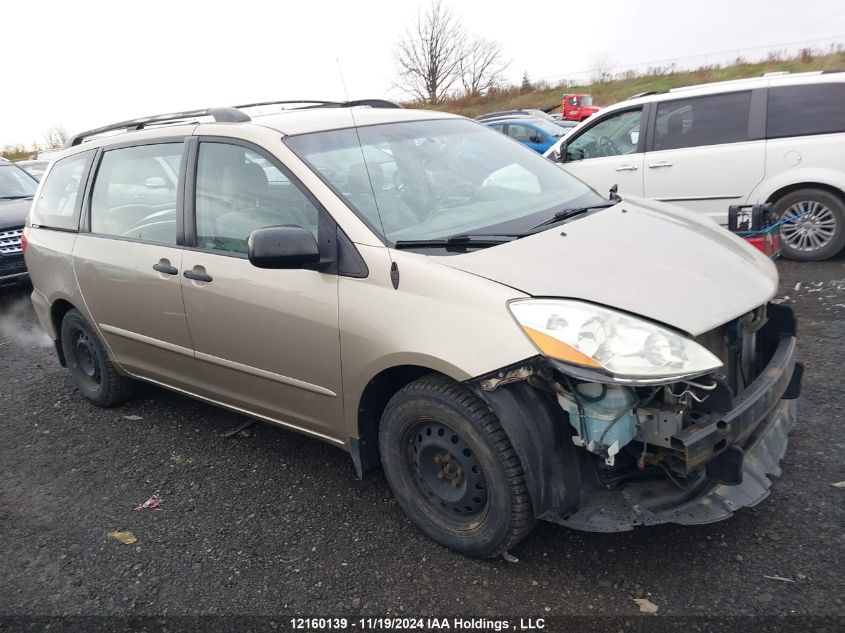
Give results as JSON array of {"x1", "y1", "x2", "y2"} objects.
[{"x1": 21, "y1": 226, "x2": 29, "y2": 253}]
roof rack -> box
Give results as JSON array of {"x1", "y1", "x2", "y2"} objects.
[
  {"x1": 233, "y1": 99, "x2": 402, "y2": 110},
  {"x1": 64, "y1": 107, "x2": 249, "y2": 148},
  {"x1": 627, "y1": 90, "x2": 663, "y2": 100},
  {"x1": 64, "y1": 99, "x2": 401, "y2": 149}
]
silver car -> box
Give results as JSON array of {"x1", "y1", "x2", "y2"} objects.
[{"x1": 24, "y1": 100, "x2": 802, "y2": 556}]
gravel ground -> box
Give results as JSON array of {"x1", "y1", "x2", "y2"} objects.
[{"x1": 0, "y1": 255, "x2": 843, "y2": 624}]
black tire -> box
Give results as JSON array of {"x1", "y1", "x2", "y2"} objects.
[
  {"x1": 773, "y1": 188, "x2": 845, "y2": 261},
  {"x1": 379, "y1": 374, "x2": 535, "y2": 557},
  {"x1": 60, "y1": 309, "x2": 136, "y2": 407}
]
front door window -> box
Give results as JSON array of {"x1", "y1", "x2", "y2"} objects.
[
  {"x1": 195, "y1": 142, "x2": 319, "y2": 254},
  {"x1": 566, "y1": 109, "x2": 643, "y2": 161}
]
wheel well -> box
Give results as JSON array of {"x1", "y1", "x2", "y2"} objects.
[
  {"x1": 352, "y1": 365, "x2": 439, "y2": 476},
  {"x1": 766, "y1": 182, "x2": 845, "y2": 206},
  {"x1": 50, "y1": 299, "x2": 76, "y2": 366}
]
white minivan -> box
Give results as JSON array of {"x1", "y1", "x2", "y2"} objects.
[{"x1": 545, "y1": 71, "x2": 845, "y2": 260}]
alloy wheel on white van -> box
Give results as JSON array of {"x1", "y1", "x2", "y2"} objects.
[
  {"x1": 774, "y1": 188, "x2": 845, "y2": 261},
  {"x1": 781, "y1": 201, "x2": 837, "y2": 252}
]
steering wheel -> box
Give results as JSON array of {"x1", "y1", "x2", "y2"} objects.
[{"x1": 595, "y1": 135, "x2": 619, "y2": 157}]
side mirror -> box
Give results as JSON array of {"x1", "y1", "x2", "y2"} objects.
[
  {"x1": 554, "y1": 143, "x2": 567, "y2": 163},
  {"x1": 248, "y1": 225, "x2": 320, "y2": 269}
]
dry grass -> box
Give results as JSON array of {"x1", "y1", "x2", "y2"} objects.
[{"x1": 412, "y1": 49, "x2": 845, "y2": 117}]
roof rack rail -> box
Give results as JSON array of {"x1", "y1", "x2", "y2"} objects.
[
  {"x1": 64, "y1": 98, "x2": 401, "y2": 149},
  {"x1": 233, "y1": 99, "x2": 402, "y2": 110},
  {"x1": 64, "y1": 107, "x2": 250, "y2": 148},
  {"x1": 628, "y1": 90, "x2": 662, "y2": 100}
]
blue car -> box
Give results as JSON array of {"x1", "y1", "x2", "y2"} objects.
[{"x1": 482, "y1": 116, "x2": 570, "y2": 153}]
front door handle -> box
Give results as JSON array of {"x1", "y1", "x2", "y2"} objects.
[
  {"x1": 184, "y1": 269, "x2": 213, "y2": 283},
  {"x1": 153, "y1": 260, "x2": 178, "y2": 275},
  {"x1": 615, "y1": 164, "x2": 639, "y2": 171},
  {"x1": 648, "y1": 161, "x2": 673, "y2": 168}
]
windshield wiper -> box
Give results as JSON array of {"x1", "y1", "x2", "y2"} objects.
[
  {"x1": 0, "y1": 195, "x2": 34, "y2": 200},
  {"x1": 394, "y1": 233, "x2": 519, "y2": 250},
  {"x1": 524, "y1": 202, "x2": 615, "y2": 233}
]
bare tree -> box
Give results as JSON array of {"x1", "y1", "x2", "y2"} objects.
[
  {"x1": 43, "y1": 124, "x2": 69, "y2": 150},
  {"x1": 588, "y1": 53, "x2": 616, "y2": 84},
  {"x1": 459, "y1": 37, "x2": 508, "y2": 96},
  {"x1": 393, "y1": 0, "x2": 465, "y2": 103}
]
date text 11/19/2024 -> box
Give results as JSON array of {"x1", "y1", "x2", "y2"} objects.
[{"x1": 290, "y1": 617, "x2": 547, "y2": 630}]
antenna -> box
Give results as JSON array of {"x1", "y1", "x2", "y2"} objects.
[{"x1": 336, "y1": 58, "x2": 398, "y2": 288}]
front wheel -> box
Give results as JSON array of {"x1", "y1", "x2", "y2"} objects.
[
  {"x1": 379, "y1": 375, "x2": 535, "y2": 557},
  {"x1": 61, "y1": 309, "x2": 136, "y2": 407},
  {"x1": 774, "y1": 188, "x2": 845, "y2": 261}
]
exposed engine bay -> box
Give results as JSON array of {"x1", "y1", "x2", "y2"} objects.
[{"x1": 475, "y1": 301, "x2": 802, "y2": 531}]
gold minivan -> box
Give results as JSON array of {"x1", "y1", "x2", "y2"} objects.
[{"x1": 24, "y1": 101, "x2": 802, "y2": 556}]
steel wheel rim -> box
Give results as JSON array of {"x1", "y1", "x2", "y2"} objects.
[
  {"x1": 405, "y1": 418, "x2": 489, "y2": 523},
  {"x1": 72, "y1": 327, "x2": 101, "y2": 390},
  {"x1": 781, "y1": 200, "x2": 837, "y2": 252}
]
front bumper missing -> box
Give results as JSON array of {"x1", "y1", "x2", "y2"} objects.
[{"x1": 552, "y1": 332, "x2": 801, "y2": 533}]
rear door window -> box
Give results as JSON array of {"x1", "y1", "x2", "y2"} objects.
[
  {"x1": 653, "y1": 91, "x2": 751, "y2": 150},
  {"x1": 767, "y1": 83, "x2": 845, "y2": 138},
  {"x1": 29, "y1": 151, "x2": 94, "y2": 230},
  {"x1": 89, "y1": 143, "x2": 183, "y2": 244}
]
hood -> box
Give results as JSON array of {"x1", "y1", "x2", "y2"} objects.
[
  {"x1": 0, "y1": 198, "x2": 32, "y2": 231},
  {"x1": 436, "y1": 196, "x2": 778, "y2": 336}
]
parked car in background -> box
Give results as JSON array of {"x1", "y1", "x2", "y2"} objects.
[
  {"x1": 476, "y1": 108, "x2": 556, "y2": 122},
  {"x1": 16, "y1": 159, "x2": 50, "y2": 181},
  {"x1": 546, "y1": 71, "x2": 845, "y2": 260},
  {"x1": 551, "y1": 118, "x2": 578, "y2": 131},
  {"x1": 25, "y1": 99, "x2": 801, "y2": 556},
  {"x1": 0, "y1": 158, "x2": 37, "y2": 285},
  {"x1": 482, "y1": 116, "x2": 570, "y2": 153},
  {"x1": 561, "y1": 94, "x2": 600, "y2": 121}
]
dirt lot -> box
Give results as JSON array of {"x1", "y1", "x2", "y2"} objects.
[{"x1": 1, "y1": 255, "x2": 843, "y2": 624}]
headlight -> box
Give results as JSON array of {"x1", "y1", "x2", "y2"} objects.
[{"x1": 508, "y1": 299, "x2": 722, "y2": 382}]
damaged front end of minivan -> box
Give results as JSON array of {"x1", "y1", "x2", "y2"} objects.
[{"x1": 471, "y1": 300, "x2": 802, "y2": 532}]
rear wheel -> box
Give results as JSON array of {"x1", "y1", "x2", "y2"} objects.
[
  {"x1": 61, "y1": 309, "x2": 136, "y2": 407},
  {"x1": 379, "y1": 375, "x2": 535, "y2": 557},
  {"x1": 774, "y1": 188, "x2": 845, "y2": 261}
]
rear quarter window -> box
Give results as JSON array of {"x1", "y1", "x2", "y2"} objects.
[
  {"x1": 29, "y1": 150, "x2": 95, "y2": 231},
  {"x1": 767, "y1": 83, "x2": 845, "y2": 138}
]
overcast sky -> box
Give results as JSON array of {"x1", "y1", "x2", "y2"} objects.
[{"x1": 2, "y1": 0, "x2": 843, "y2": 148}]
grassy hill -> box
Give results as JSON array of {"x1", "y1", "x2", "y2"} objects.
[{"x1": 417, "y1": 49, "x2": 845, "y2": 117}]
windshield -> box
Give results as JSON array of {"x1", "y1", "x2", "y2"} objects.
[
  {"x1": 529, "y1": 119, "x2": 569, "y2": 137},
  {"x1": 0, "y1": 164, "x2": 38, "y2": 198},
  {"x1": 286, "y1": 118, "x2": 602, "y2": 244},
  {"x1": 581, "y1": 96, "x2": 594, "y2": 107}
]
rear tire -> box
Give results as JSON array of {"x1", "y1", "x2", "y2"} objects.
[
  {"x1": 60, "y1": 309, "x2": 136, "y2": 407},
  {"x1": 379, "y1": 374, "x2": 535, "y2": 557},
  {"x1": 773, "y1": 188, "x2": 845, "y2": 261}
]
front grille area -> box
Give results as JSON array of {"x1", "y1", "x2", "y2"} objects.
[
  {"x1": 0, "y1": 227, "x2": 24, "y2": 255},
  {"x1": 0, "y1": 253, "x2": 26, "y2": 277},
  {"x1": 0, "y1": 227, "x2": 26, "y2": 278}
]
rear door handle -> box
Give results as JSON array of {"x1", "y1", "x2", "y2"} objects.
[
  {"x1": 184, "y1": 269, "x2": 213, "y2": 283},
  {"x1": 648, "y1": 161, "x2": 673, "y2": 168},
  {"x1": 615, "y1": 164, "x2": 639, "y2": 171},
  {"x1": 153, "y1": 261, "x2": 178, "y2": 275}
]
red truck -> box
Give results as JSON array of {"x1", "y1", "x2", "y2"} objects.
[{"x1": 561, "y1": 94, "x2": 600, "y2": 121}]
